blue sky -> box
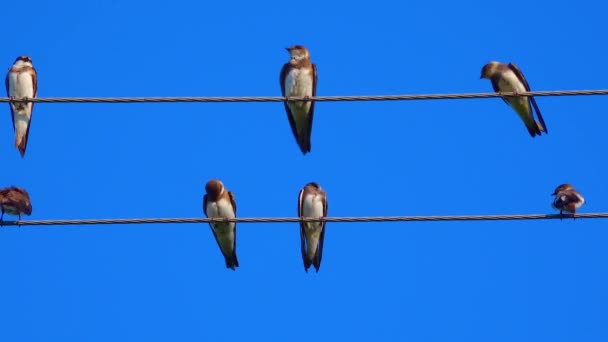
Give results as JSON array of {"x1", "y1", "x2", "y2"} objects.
[{"x1": 0, "y1": 0, "x2": 607, "y2": 341}]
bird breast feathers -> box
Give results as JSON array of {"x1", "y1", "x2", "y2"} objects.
[
  {"x1": 285, "y1": 68, "x2": 313, "y2": 97},
  {"x1": 206, "y1": 198, "x2": 236, "y2": 219},
  {"x1": 499, "y1": 71, "x2": 527, "y2": 94},
  {"x1": 302, "y1": 194, "x2": 324, "y2": 218},
  {"x1": 8, "y1": 71, "x2": 35, "y2": 98}
]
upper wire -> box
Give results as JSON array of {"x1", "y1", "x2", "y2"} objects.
[
  {"x1": 0, "y1": 212, "x2": 605, "y2": 227},
  {"x1": 1, "y1": 89, "x2": 607, "y2": 104}
]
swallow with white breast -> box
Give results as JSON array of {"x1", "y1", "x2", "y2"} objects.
[
  {"x1": 298, "y1": 182, "x2": 328, "y2": 272},
  {"x1": 5, "y1": 56, "x2": 37, "y2": 157},
  {"x1": 280, "y1": 45, "x2": 318, "y2": 155},
  {"x1": 480, "y1": 61, "x2": 547, "y2": 137},
  {"x1": 203, "y1": 179, "x2": 239, "y2": 270}
]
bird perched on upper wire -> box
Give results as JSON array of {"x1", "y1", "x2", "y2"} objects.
[
  {"x1": 280, "y1": 45, "x2": 318, "y2": 155},
  {"x1": 480, "y1": 61, "x2": 547, "y2": 137},
  {"x1": 5, "y1": 56, "x2": 38, "y2": 157},
  {"x1": 551, "y1": 184, "x2": 585, "y2": 216},
  {"x1": 298, "y1": 182, "x2": 328, "y2": 272},
  {"x1": 203, "y1": 179, "x2": 239, "y2": 270},
  {"x1": 0, "y1": 186, "x2": 32, "y2": 221}
]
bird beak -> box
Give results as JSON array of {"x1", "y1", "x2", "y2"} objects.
[
  {"x1": 285, "y1": 47, "x2": 291, "y2": 52},
  {"x1": 479, "y1": 75, "x2": 484, "y2": 79},
  {"x1": 551, "y1": 192, "x2": 556, "y2": 196}
]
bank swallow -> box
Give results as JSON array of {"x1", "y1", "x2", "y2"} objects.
[
  {"x1": 298, "y1": 182, "x2": 328, "y2": 272},
  {"x1": 5, "y1": 56, "x2": 37, "y2": 157},
  {"x1": 552, "y1": 183, "x2": 585, "y2": 215},
  {"x1": 280, "y1": 45, "x2": 318, "y2": 154},
  {"x1": 203, "y1": 179, "x2": 239, "y2": 270},
  {"x1": 0, "y1": 186, "x2": 32, "y2": 220},
  {"x1": 480, "y1": 61, "x2": 547, "y2": 137}
]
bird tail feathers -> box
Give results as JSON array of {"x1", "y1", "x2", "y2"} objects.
[
  {"x1": 225, "y1": 253, "x2": 239, "y2": 271},
  {"x1": 14, "y1": 118, "x2": 29, "y2": 157}
]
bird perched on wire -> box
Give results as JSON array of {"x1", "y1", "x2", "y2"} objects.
[
  {"x1": 5, "y1": 56, "x2": 38, "y2": 157},
  {"x1": 203, "y1": 179, "x2": 239, "y2": 270},
  {"x1": 0, "y1": 186, "x2": 32, "y2": 220},
  {"x1": 551, "y1": 184, "x2": 585, "y2": 216},
  {"x1": 280, "y1": 45, "x2": 318, "y2": 155},
  {"x1": 298, "y1": 182, "x2": 328, "y2": 272},
  {"x1": 480, "y1": 61, "x2": 547, "y2": 137}
]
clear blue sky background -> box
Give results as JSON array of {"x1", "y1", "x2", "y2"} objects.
[{"x1": 0, "y1": 0, "x2": 606, "y2": 341}]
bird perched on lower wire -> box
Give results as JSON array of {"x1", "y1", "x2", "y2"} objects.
[
  {"x1": 480, "y1": 61, "x2": 547, "y2": 137},
  {"x1": 280, "y1": 45, "x2": 318, "y2": 155},
  {"x1": 298, "y1": 182, "x2": 328, "y2": 272},
  {"x1": 551, "y1": 184, "x2": 585, "y2": 215},
  {"x1": 0, "y1": 186, "x2": 32, "y2": 220},
  {"x1": 203, "y1": 179, "x2": 239, "y2": 270}
]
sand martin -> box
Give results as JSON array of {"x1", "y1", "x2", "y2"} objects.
[
  {"x1": 480, "y1": 61, "x2": 547, "y2": 137},
  {"x1": 552, "y1": 183, "x2": 585, "y2": 215},
  {"x1": 203, "y1": 179, "x2": 239, "y2": 270},
  {"x1": 6, "y1": 56, "x2": 37, "y2": 157},
  {"x1": 280, "y1": 45, "x2": 318, "y2": 154},
  {"x1": 298, "y1": 182, "x2": 328, "y2": 272},
  {"x1": 0, "y1": 186, "x2": 32, "y2": 220}
]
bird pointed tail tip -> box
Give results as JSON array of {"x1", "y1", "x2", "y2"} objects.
[
  {"x1": 527, "y1": 122, "x2": 545, "y2": 138},
  {"x1": 313, "y1": 256, "x2": 321, "y2": 273},
  {"x1": 537, "y1": 121, "x2": 547, "y2": 134},
  {"x1": 297, "y1": 136, "x2": 311, "y2": 155},
  {"x1": 303, "y1": 259, "x2": 312, "y2": 272},
  {"x1": 15, "y1": 137, "x2": 26, "y2": 157},
  {"x1": 299, "y1": 144, "x2": 311, "y2": 155},
  {"x1": 226, "y1": 256, "x2": 239, "y2": 270}
]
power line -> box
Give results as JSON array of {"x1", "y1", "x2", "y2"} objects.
[
  {"x1": 0, "y1": 213, "x2": 605, "y2": 227},
  {"x1": 2, "y1": 89, "x2": 608, "y2": 104}
]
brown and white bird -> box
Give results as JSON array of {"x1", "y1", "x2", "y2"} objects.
[
  {"x1": 480, "y1": 61, "x2": 547, "y2": 137},
  {"x1": 203, "y1": 179, "x2": 239, "y2": 270},
  {"x1": 298, "y1": 182, "x2": 328, "y2": 272},
  {"x1": 551, "y1": 184, "x2": 585, "y2": 215},
  {"x1": 280, "y1": 45, "x2": 318, "y2": 155},
  {"x1": 0, "y1": 186, "x2": 32, "y2": 220},
  {"x1": 5, "y1": 56, "x2": 37, "y2": 157}
]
